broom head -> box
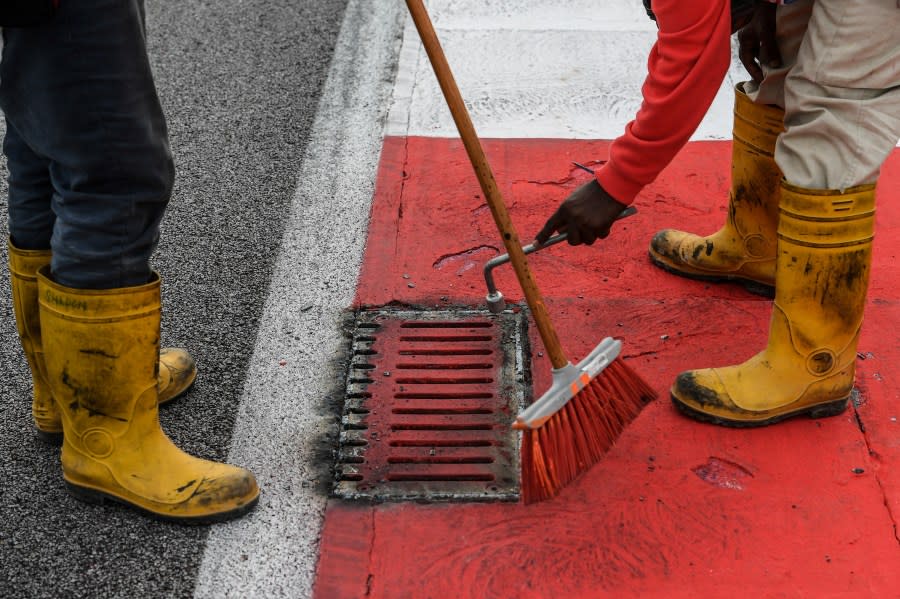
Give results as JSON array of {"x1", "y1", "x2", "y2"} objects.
[{"x1": 516, "y1": 338, "x2": 656, "y2": 504}]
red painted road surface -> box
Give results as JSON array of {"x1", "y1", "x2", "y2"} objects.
[{"x1": 315, "y1": 137, "x2": 900, "y2": 598}]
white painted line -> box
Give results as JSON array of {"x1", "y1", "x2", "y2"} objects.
[
  {"x1": 193, "y1": 2, "x2": 404, "y2": 597},
  {"x1": 421, "y1": 0, "x2": 658, "y2": 32},
  {"x1": 388, "y1": 0, "x2": 748, "y2": 140}
]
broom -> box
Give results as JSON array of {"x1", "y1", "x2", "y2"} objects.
[{"x1": 404, "y1": 0, "x2": 657, "y2": 504}]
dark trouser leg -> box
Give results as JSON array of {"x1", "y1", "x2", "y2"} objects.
[
  {"x1": 4, "y1": 119, "x2": 54, "y2": 250},
  {"x1": 0, "y1": 0, "x2": 174, "y2": 289}
]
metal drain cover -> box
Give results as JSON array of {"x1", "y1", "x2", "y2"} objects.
[{"x1": 334, "y1": 308, "x2": 528, "y2": 502}]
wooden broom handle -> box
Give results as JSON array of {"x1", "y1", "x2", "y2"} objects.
[{"x1": 405, "y1": 0, "x2": 569, "y2": 369}]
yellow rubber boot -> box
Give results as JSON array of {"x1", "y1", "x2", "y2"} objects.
[
  {"x1": 8, "y1": 238, "x2": 197, "y2": 443},
  {"x1": 37, "y1": 266, "x2": 259, "y2": 522},
  {"x1": 9, "y1": 242, "x2": 55, "y2": 437},
  {"x1": 671, "y1": 182, "x2": 875, "y2": 426},
  {"x1": 649, "y1": 84, "x2": 784, "y2": 296}
]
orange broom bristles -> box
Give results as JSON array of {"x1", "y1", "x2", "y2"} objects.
[{"x1": 520, "y1": 359, "x2": 656, "y2": 504}]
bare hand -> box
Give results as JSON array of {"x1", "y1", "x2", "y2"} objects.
[
  {"x1": 738, "y1": 3, "x2": 780, "y2": 83},
  {"x1": 535, "y1": 180, "x2": 630, "y2": 246}
]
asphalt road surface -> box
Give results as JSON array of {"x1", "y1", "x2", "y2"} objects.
[{"x1": 0, "y1": 1, "x2": 404, "y2": 597}]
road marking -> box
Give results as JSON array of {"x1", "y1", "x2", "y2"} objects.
[
  {"x1": 193, "y1": 2, "x2": 404, "y2": 597},
  {"x1": 388, "y1": 0, "x2": 746, "y2": 140}
]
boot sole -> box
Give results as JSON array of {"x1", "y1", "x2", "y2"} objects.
[
  {"x1": 648, "y1": 251, "x2": 775, "y2": 298},
  {"x1": 671, "y1": 393, "x2": 849, "y2": 428},
  {"x1": 65, "y1": 480, "x2": 259, "y2": 525}
]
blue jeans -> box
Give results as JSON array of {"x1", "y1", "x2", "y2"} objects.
[{"x1": 0, "y1": 0, "x2": 174, "y2": 289}]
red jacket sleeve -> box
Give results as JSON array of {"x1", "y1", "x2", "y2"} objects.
[{"x1": 596, "y1": 0, "x2": 732, "y2": 204}]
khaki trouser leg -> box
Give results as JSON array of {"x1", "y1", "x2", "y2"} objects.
[{"x1": 778, "y1": 0, "x2": 900, "y2": 189}]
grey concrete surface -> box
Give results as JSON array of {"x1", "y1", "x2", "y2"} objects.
[
  {"x1": 0, "y1": 1, "x2": 362, "y2": 597},
  {"x1": 193, "y1": 2, "x2": 404, "y2": 597}
]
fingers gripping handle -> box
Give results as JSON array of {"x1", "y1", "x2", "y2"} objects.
[
  {"x1": 535, "y1": 206, "x2": 636, "y2": 249},
  {"x1": 483, "y1": 206, "x2": 637, "y2": 313}
]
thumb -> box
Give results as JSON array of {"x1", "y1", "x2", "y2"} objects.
[{"x1": 535, "y1": 211, "x2": 563, "y2": 245}]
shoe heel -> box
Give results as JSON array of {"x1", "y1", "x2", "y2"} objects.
[
  {"x1": 65, "y1": 481, "x2": 109, "y2": 506},
  {"x1": 742, "y1": 280, "x2": 775, "y2": 298},
  {"x1": 808, "y1": 399, "x2": 848, "y2": 419},
  {"x1": 36, "y1": 429, "x2": 63, "y2": 446}
]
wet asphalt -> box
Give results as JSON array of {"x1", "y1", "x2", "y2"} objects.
[{"x1": 0, "y1": 1, "x2": 349, "y2": 597}]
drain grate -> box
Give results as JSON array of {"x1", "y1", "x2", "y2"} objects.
[{"x1": 334, "y1": 308, "x2": 528, "y2": 501}]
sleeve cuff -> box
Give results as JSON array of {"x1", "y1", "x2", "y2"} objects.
[{"x1": 595, "y1": 165, "x2": 642, "y2": 206}]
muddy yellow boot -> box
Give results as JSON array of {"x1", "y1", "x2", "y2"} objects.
[
  {"x1": 671, "y1": 182, "x2": 875, "y2": 426},
  {"x1": 649, "y1": 84, "x2": 784, "y2": 296},
  {"x1": 9, "y1": 242, "x2": 56, "y2": 438},
  {"x1": 37, "y1": 266, "x2": 259, "y2": 522},
  {"x1": 9, "y1": 238, "x2": 197, "y2": 443}
]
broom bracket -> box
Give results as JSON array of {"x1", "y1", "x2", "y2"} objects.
[{"x1": 512, "y1": 337, "x2": 622, "y2": 430}]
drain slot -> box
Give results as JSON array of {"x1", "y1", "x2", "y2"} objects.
[
  {"x1": 400, "y1": 335, "x2": 494, "y2": 342},
  {"x1": 389, "y1": 439, "x2": 495, "y2": 447},
  {"x1": 386, "y1": 474, "x2": 496, "y2": 482},
  {"x1": 392, "y1": 408, "x2": 493, "y2": 415},
  {"x1": 399, "y1": 348, "x2": 493, "y2": 356},
  {"x1": 400, "y1": 321, "x2": 493, "y2": 328},
  {"x1": 395, "y1": 363, "x2": 493, "y2": 370},
  {"x1": 387, "y1": 456, "x2": 495, "y2": 464},
  {"x1": 390, "y1": 424, "x2": 494, "y2": 431},
  {"x1": 395, "y1": 377, "x2": 493, "y2": 385},
  {"x1": 393, "y1": 392, "x2": 494, "y2": 399}
]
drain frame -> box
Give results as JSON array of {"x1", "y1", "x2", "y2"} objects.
[{"x1": 333, "y1": 307, "x2": 530, "y2": 502}]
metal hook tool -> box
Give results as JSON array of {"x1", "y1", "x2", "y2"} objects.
[{"x1": 483, "y1": 161, "x2": 635, "y2": 313}]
